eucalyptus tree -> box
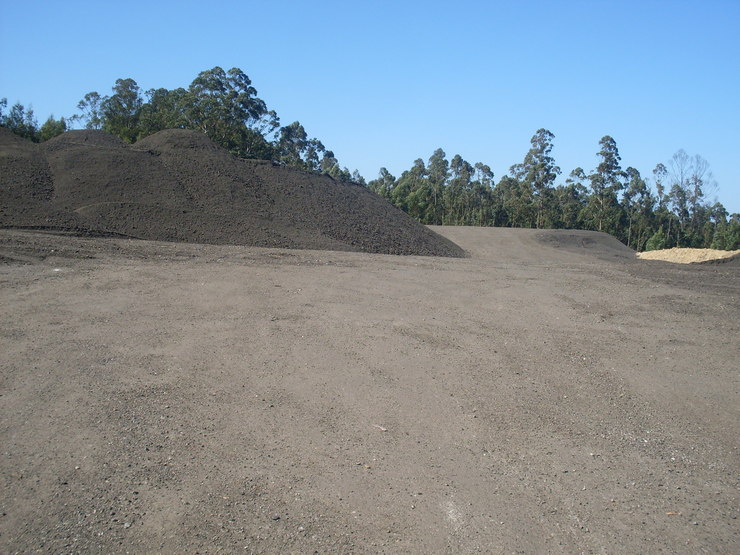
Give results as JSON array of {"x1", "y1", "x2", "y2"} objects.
[
  {"x1": 510, "y1": 129, "x2": 560, "y2": 228},
  {"x1": 652, "y1": 163, "x2": 668, "y2": 210},
  {"x1": 137, "y1": 87, "x2": 189, "y2": 138},
  {"x1": 393, "y1": 158, "x2": 427, "y2": 218},
  {"x1": 320, "y1": 150, "x2": 340, "y2": 174},
  {"x1": 666, "y1": 150, "x2": 716, "y2": 246},
  {"x1": 39, "y1": 115, "x2": 67, "y2": 141},
  {"x1": 275, "y1": 121, "x2": 326, "y2": 171},
  {"x1": 74, "y1": 91, "x2": 106, "y2": 130},
  {"x1": 102, "y1": 78, "x2": 143, "y2": 143},
  {"x1": 494, "y1": 175, "x2": 534, "y2": 228},
  {"x1": 0, "y1": 100, "x2": 38, "y2": 141},
  {"x1": 472, "y1": 163, "x2": 495, "y2": 226},
  {"x1": 585, "y1": 136, "x2": 624, "y2": 234},
  {"x1": 557, "y1": 168, "x2": 589, "y2": 229},
  {"x1": 184, "y1": 66, "x2": 279, "y2": 158},
  {"x1": 427, "y1": 148, "x2": 449, "y2": 224},
  {"x1": 368, "y1": 168, "x2": 397, "y2": 200},
  {"x1": 622, "y1": 167, "x2": 654, "y2": 250},
  {"x1": 446, "y1": 154, "x2": 475, "y2": 224}
]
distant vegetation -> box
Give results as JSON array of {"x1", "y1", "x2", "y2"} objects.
[
  {"x1": 369, "y1": 133, "x2": 740, "y2": 251},
  {"x1": 2, "y1": 67, "x2": 738, "y2": 251}
]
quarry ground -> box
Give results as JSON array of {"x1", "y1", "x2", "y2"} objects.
[{"x1": 1, "y1": 226, "x2": 738, "y2": 553}]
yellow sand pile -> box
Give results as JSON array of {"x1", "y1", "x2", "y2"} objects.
[{"x1": 637, "y1": 248, "x2": 740, "y2": 264}]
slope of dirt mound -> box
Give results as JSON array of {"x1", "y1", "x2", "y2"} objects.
[
  {"x1": 535, "y1": 229, "x2": 635, "y2": 260},
  {"x1": 43, "y1": 129, "x2": 128, "y2": 149},
  {"x1": 134, "y1": 127, "x2": 223, "y2": 153},
  {"x1": 637, "y1": 247, "x2": 740, "y2": 264},
  {"x1": 0, "y1": 128, "x2": 83, "y2": 230},
  {"x1": 430, "y1": 226, "x2": 635, "y2": 264},
  {"x1": 1, "y1": 129, "x2": 464, "y2": 256},
  {"x1": 43, "y1": 133, "x2": 189, "y2": 211}
]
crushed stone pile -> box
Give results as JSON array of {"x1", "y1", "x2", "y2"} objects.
[
  {"x1": 1, "y1": 128, "x2": 465, "y2": 257},
  {"x1": 637, "y1": 247, "x2": 740, "y2": 265}
]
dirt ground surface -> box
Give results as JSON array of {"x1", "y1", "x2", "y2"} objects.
[
  {"x1": 1, "y1": 226, "x2": 738, "y2": 553},
  {"x1": 637, "y1": 247, "x2": 740, "y2": 265}
]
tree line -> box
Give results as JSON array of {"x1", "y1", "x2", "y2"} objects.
[
  {"x1": 368, "y1": 130, "x2": 739, "y2": 251},
  {"x1": 2, "y1": 68, "x2": 738, "y2": 251}
]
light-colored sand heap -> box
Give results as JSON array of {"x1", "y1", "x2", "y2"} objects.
[{"x1": 637, "y1": 247, "x2": 740, "y2": 264}]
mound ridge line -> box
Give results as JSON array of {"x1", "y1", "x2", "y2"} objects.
[{"x1": 1, "y1": 128, "x2": 464, "y2": 257}]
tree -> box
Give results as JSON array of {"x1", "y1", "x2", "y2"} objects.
[
  {"x1": 711, "y1": 212, "x2": 740, "y2": 250},
  {"x1": 392, "y1": 158, "x2": 426, "y2": 217},
  {"x1": 510, "y1": 129, "x2": 560, "y2": 228},
  {"x1": 368, "y1": 168, "x2": 396, "y2": 199},
  {"x1": 137, "y1": 87, "x2": 189, "y2": 138},
  {"x1": 494, "y1": 175, "x2": 534, "y2": 228},
  {"x1": 653, "y1": 163, "x2": 668, "y2": 210},
  {"x1": 102, "y1": 78, "x2": 143, "y2": 143},
  {"x1": 351, "y1": 169, "x2": 366, "y2": 186},
  {"x1": 184, "y1": 66, "x2": 279, "y2": 159},
  {"x1": 320, "y1": 150, "x2": 340, "y2": 174},
  {"x1": 665, "y1": 150, "x2": 716, "y2": 246},
  {"x1": 645, "y1": 228, "x2": 667, "y2": 251},
  {"x1": 446, "y1": 154, "x2": 475, "y2": 224},
  {"x1": 275, "y1": 121, "x2": 326, "y2": 171},
  {"x1": 584, "y1": 136, "x2": 624, "y2": 234},
  {"x1": 73, "y1": 91, "x2": 107, "y2": 130},
  {"x1": 0, "y1": 100, "x2": 38, "y2": 141},
  {"x1": 426, "y1": 148, "x2": 449, "y2": 224},
  {"x1": 556, "y1": 169, "x2": 589, "y2": 230},
  {"x1": 622, "y1": 167, "x2": 654, "y2": 250},
  {"x1": 39, "y1": 115, "x2": 67, "y2": 141},
  {"x1": 472, "y1": 163, "x2": 495, "y2": 226}
]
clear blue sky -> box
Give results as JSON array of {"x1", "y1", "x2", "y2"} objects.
[{"x1": 2, "y1": 0, "x2": 738, "y2": 213}]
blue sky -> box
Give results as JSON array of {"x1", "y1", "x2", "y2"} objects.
[{"x1": 1, "y1": 0, "x2": 739, "y2": 213}]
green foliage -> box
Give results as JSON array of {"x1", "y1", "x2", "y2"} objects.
[
  {"x1": 183, "y1": 66, "x2": 278, "y2": 158},
  {"x1": 645, "y1": 228, "x2": 667, "y2": 251},
  {"x1": 711, "y1": 216, "x2": 740, "y2": 250},
  {"x1": 39, "y1": 115, "x2": 67, "y2": 141},
  {"x1": 367, "y1": 168, "x2": 396, "y2": 200},
  {"x1": 275, "y1": 121, "x2": 325, "y2": 171},
  {"x1": 73, "y1": 91, "x2": 106, "y2": 130},
  {"x1": 0, "y1": 98, "x2": 39, "y2": 141},
  {"x1": 137, "y1": 87, "x2": 188, "y2": 138},
  {"x1": 583, "y1": 136, "x2": 624, "y2": 234},
  {"x1": 102, "y1": 78, "x2": 143, "y2": 143},
  {"x1": 510, "y1": 129, "x2": 560, "y2": 228},
  {"x1": 621, "y1": 167, "x2": 654, "y2": 250}
]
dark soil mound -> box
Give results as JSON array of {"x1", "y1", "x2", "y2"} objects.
[{"x1": 1, "y1": 129, "x2": 464, "y2": 257}]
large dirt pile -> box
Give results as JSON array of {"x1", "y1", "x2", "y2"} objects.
[{"x1": 0, "y1": 128, "x2": 464, "y2": 256}]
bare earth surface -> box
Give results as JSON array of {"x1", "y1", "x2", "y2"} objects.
[{"x1": 1, "y1": 226, "x2": 738, "y2": 553}]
